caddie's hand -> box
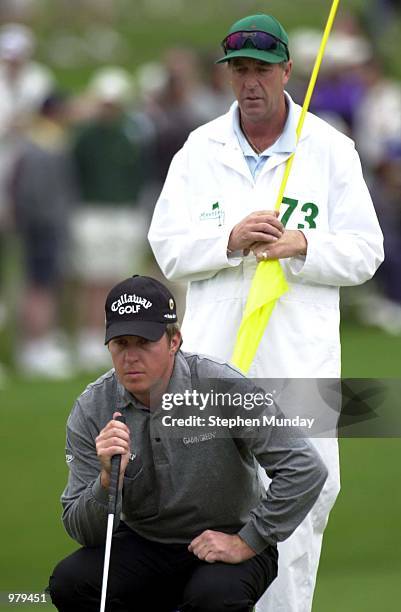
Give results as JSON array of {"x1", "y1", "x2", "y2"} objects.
[
  {"x1": 252, "y1": 229, "x2": 308, "y2": 262},
  {"x1": 96, "y1": 411, "x2": 131, "y2": 489},
  {"x1": 228, "y1": 210, "x2": 284, "y2": 254},
  {"x1": 188, "y1": 530, "x2": 256, "y2": 564}
]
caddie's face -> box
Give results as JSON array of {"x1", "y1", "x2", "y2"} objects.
[
  {"x1": 108, "y1": 332, "x2": 181, "y2": 407},
  {"x1": 229, "y1": 57, "x2": 292, "y2": 123}
]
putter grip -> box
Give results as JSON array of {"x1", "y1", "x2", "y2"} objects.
[{"x1": 108, "y1": 414, "x2": 126, "y2": 515}]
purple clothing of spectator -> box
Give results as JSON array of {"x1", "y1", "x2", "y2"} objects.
[{"x1": 310, "y1": 73, "x2": 367, "y2": 130}]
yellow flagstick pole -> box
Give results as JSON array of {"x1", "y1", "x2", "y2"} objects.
[
  {"x1": 231, "y1": 0, "x2": 341, "y2": 373},
  {"x1": 273, "y1": 0, "x2": 341, "y2": 212}
]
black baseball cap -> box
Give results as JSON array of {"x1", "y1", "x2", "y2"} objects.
[{"x1": 105, "y1": 275, "x2": 177, "y2": 344}]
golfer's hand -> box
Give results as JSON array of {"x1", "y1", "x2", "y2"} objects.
[
  {"x1": 228, "y1": 211, "x2": 284, "y2": 254},
  {"x1": 252, "y1": 229, "x2": 307, "y2": 262},
  {"x1": 188, "y1": 530, "x2": 256, "y2": 564},
  {"x1": 96, "y1": 411, "x2": 131, "y2": 490}
]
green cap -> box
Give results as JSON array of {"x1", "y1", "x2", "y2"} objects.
[{"x1": 216, "y1": 14, "x2": 289, "y2": 64}]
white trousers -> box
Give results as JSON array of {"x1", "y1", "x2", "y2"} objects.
[
  {"x1": 70, "y1": 205, "x2": 148, "y2": 282},
  {"x1": 256, "y1": 437, "x2": 340, "y2": 612}
]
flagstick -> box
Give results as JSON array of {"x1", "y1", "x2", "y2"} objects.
[{"x1": 274, "y1": 0, "x2": 341, "y2": 212}]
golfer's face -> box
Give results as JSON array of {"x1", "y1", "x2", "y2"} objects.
[
  {"x1": 108, "y1": 334, "x2": 177, "y2": 403},
  {"x1": 229, "y1": 58, "x2": 291, "y2": 123}
]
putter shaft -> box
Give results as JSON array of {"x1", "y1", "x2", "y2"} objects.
[
  {"x1": 100, "y1": 513, "x2": 115, "y2": 612},
  {"x1": 99, "y1": 414, "x2": 126, "y2": 612}
]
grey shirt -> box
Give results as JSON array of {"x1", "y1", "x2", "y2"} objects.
[{"x1": 61, "y1": 351, "x2": 327, "y2": 553}]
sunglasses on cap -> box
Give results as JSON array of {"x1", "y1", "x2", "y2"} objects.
[{"x1": 222, "y1": 31, "x2": 289, "y2": 60}]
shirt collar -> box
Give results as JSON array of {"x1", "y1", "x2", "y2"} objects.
[
  {"x1": 116, "y1": 374, "x2": 136, "y2": 410},
  {"x1": 233, "y1": 91, "x2": 297, "y2": 159},
  {"x1": 165, "y1": 350, "x2": 193, "y2": 397}
]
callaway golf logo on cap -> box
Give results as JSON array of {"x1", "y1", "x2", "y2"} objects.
[
  {"x1": 105, "y1": 275, "x2": 177, "y2": 344},
  {"x1": 111, "y1": 293, "x2": 153, "y2": 315}
]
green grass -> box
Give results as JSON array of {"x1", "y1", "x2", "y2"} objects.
[
  {"x1": 312, "y1": 324, "x2": 401, "y2": 610},
  {"x1": 313, "y1": 439, "x2": 401, "y2": 611},
  {"x1": 341, "y1": 322, "x2": 401, "y2": 377},
  {"x1": 314, "y1": 568, "x2": 401, "y2": 612},
  {"x1": 0, "y1": 378, "x2": 85, "y2": 593}
]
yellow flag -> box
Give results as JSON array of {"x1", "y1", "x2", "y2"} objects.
[
  {"x1": 231, "y1": 259, "x2": 288, "y2": 372},
  {"x1": 231, "y1": 0, "x2": 340, "y2": 373}
]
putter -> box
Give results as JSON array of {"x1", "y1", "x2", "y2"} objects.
[{"x1": 99, "y1": 414, "x2": 126, "y2": 612}]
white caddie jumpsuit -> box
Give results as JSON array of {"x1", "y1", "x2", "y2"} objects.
[{"x1": 148, "y1": 97, "x2": 384, "y2": 612}]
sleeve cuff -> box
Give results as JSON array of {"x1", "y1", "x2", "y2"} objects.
[
  {"x1": 287, "y1": 253, "x2": 307, "y2": 275},
  {"x1": 286, "y1": 229, "x2": 314, "y2": 277},
  {"x1": 237, "y1": 521, "x2": 274, "y2": 554},
  {"x1": 227, "y1": 249, "x2": 243, "y2": 266},
  {"x1": 91, "y1": 474, "x2": 123, "y2": 511},
  {"x1": 223, "y1": 225, "x2": 243, "y2": 268},
  {"x1": 91, "y1": 475, "x2": 109, "y2": 506}
]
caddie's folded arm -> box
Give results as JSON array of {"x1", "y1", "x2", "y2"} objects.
[
  {"x1": 149, "y1": 127, "x2": 383, "y2": 287},
  {"x1": 148, "y1": 139, "x2": 244, "y2": 283},
  {"x1": 237, "y1": 429, "x2": 328, "y2": 554}
]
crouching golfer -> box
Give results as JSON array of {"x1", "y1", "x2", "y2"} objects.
[{"x1": 49, "y1": 275, "x2": 327, "y2": 612}]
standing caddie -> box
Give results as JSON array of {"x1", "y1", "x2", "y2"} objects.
[
  {"x1": 148, "y1": 13, "x2": 384, "y2": 612},
  {"x1": 48, "y1": 274, "x2": 328, "y2": 612}
]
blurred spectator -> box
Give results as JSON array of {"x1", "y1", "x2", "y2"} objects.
[
  {"x1": 358, "y1": 140, "x2": 401, "y2": 334},
  {"x1": 11, "y1": 92, "x2": 78, "y2": 377},
  {"x1": 290, "y1": 16, "x2": 401, "y2": 332},
  {"x1": 143, "y1": 48, "x2": 210, "y2": 183},
  {"x1": 0, "y1": 23, "x2": 54, "y2": 134},
  {"x1": 136, "y1": 49, "x2": 233, "y2": 189},
  {"x1": 290, "y1": 27, "x2": 372, "y2": 132},
  {"x1": 71, "y1": 66, "x2": 151, "y2": 371},
  {"x1": 374, "y1": 142, "x2": 401, "y2": 302},
  {"x1": 193, "y1": 51, "x2": 234, "y2": 121},
  {"x1": 366, "y1": 0, "x2": 401, "y2": 36},
  {"x1": 286, "y1": 29, "x2": 321, "y2": 105},
  {"x1": 0, "y1": 1, "x2": 35, "y2": 22},
  {"x1": 0, "y1": 22, "x2": 54, "y2": 374},
  {"x1": 354, "y1": 59, "x2": 401, "y2": 170},
  {"x1": 351, "y1": 58, "x2": 401, "y2": 333}
]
